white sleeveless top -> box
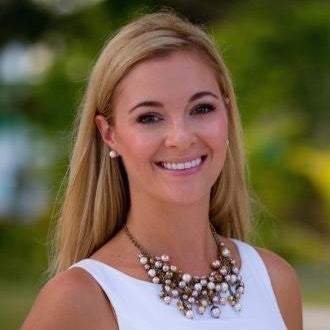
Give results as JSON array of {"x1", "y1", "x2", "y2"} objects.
[{"x1": 70, "y1": 239, "x2": 287, "y2": 329}]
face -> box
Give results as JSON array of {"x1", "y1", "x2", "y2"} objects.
[{"x1": 96, "y1": 50, "x2": 228, "y2": 205}]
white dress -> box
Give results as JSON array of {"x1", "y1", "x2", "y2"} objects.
[{"x1": 70, "y1": 239, "x2": 287, "y2": 329}]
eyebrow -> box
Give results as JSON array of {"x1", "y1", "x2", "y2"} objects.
[
  {"x1": 128, "y1": 91, "x2": 219, "y2": 113},
  {"x1": 190, "y1": 91, "x2": 219, "y2": 102}
]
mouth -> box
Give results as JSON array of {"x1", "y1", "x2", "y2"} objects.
[{"x1": 155, "y1": 155, "x2": 207, "y2": 171}]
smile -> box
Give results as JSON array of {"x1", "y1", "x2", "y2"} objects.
[{"x1": 156, "y1": 156, "x2": 207, "y2": 171}]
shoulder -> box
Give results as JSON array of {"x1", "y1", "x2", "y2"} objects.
[
  {"x1": 255, "y1": 247, "x2": 303, "y2": 330},
  {"x1": 22, "y1": 266, "x2": 118, "y2": 330}
]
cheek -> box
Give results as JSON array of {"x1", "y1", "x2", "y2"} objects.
[
  {"x1": 200, "y1": 113, "x2": 228, "y2": 148},
  {"x1": 116, "y1": 127, "x2": 161, "y2": 164}
]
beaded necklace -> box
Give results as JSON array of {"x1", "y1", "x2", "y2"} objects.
[{"x1": 124, "y1": 224, "x2": 244, "y2": 319}]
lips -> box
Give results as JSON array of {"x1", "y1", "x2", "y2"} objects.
[{"x1": 156, "y1": 155, "x2": 207, "y2": 171}]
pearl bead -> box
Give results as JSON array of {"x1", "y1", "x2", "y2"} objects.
[
  {"x1": 165, "y1": 271, "x2": 173, "y2": 278},
  {"x1": 148, "y1": 269, "x2": 156, "y2": 277},
  {"x1": 185, "y1": 310, "x2": 193, "y2": 319},
  {"x1": 170, "y1": 265, "x2": 177, "y2": 272},
  {"x1": 200, "y1": 279, "x2": 208, "y2": 286},
  {"x1": 198, "y1": 305, "x2": 206, "y2": 314},
  {"x1": 182, "y1": 273, "x2": 192, "y2": 283},
  {"x1": 194, "y1": 283, "x2": 202, "y2": 291},
  {"x1": 211, "y1": 260, "x2": 221, "y2": 269},
  {"x1": 172, "y1": 289, "x2": 179, "y2": 297},
  {"x1": 155, "y1": 261, "x2": 162, "y2": 268},
  {"x1": 234, "y1": 303, "x2": 242, "y2": 311},
  {"x1": 219, "y1": 297, "x2": 226, "y2": 305},
  {"x1": 211, "y1": 306, "x2": 221, "y2": 318},
  {"x1": 200, "y1": 299, "x2": 208, "y2": 307},
  {"x1": 237, "y1": 286, "x2": 245, "y2": 294},
  {"x1": 188, "y1": 297, "x2": 195, "y2": 303},
  {"x1": 152, "y1": 276, "x2": 160, "y2": 284},
  {"x1": 222, "y1": 248, "x2": 230, "y2": 257},
  {"x1": 230, "y1": 274, "x2": 237, "y2": 283},
  {"x1": 215, "y1": 284, "x2": 221, "y2": 292},
  {"x1": 220, "y1": 267, "x2": 227, "y2": 275},
  {"x1": 139, "y1": 256, "x2": 148, "y2": 265},
  {"x1": 207, "y1": 282, "x2": 215, "y2": 290},
  {"x1": 233, "y1": 266, "x2": 239, "y2": 274},
  {"x1": 192, "y1": 290, "x2": 198, "y2": 297},
  {"x1": 162, "y1": 265, "x2": 170, "y2": 272},
  {"x1": 179, "y1": 281, "x2": 186, "y2": 288},
  {"x1": 164, "y1": 285, "x2": 171, "y2": 292},
  {"x1": 161, "y1": 255, "x2": 169, "y2": 262},
  {"x1": 212, "y1": 296, "x2": 219, "y2": 303},
  {"x1": 220, "y1": 282, "x2": 229, "y2": 292},
  {"x1": 164, "y1": 296, "x2": 171, "y2": 304}
]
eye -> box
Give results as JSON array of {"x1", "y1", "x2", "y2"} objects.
[
  {"x1": 191, "y1": 103, "x2": 216, "y2": 116},
  {"x1": 136, "y1": 112, "x2": 163, "y2": 124}
]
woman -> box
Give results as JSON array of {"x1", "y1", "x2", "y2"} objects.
[{"x1": 23, "y1": 12, "x2": 302, "y2": 329}]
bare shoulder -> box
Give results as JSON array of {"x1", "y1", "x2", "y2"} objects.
[
  {"x1": 255, "y1": 247, "x2": 303, "y2": 330},
  {"x1": 22, "y1": 267, "x2": 118, "y2": 330}
]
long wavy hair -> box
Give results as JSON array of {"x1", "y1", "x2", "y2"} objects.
[{"x1": 50, "y1": 11, "x2": 251, "y2": 275}]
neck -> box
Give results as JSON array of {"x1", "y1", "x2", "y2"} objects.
[{"x1": 125, "y1": 193, "x2": 218, "y2": 275}]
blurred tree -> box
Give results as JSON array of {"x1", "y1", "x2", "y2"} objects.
[{"x1": 211, "y1": 0, "x2": 330, "y2": 262}]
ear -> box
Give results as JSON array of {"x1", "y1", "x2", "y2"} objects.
[{"x1": 95, "y1": 115, "x2": 119, "y2": 152}]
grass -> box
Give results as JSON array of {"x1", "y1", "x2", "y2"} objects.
[
  {"x1": 0, "y1": 280, "x2": 41, "y2": 330},
  {"x1": 297, "y1": 263, "x2": 330, "y2": 306}
]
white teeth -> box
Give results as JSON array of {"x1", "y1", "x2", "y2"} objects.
[
  {"x1": 185, "y1": 162, "x2": 191, "y2": 169},
  {"x1": 161, "y1": 157, "x2": 203, "y2": 170}
]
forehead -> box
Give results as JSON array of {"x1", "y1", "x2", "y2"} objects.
[{"x1": 114, "y1": 50, "x2": 220, "y2": 107}]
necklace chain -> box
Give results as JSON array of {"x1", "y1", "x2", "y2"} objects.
[{"x1": 124, "y1": 224, "x2": 244, "y2": 319}]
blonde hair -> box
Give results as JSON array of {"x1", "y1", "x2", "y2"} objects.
[{"x1": 50, "y1": 11, "x2": 251, "y2": 275}]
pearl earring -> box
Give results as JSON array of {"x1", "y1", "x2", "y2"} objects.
[{"x1": 109, "y1": 150, "x2": 118, "y2": 158}]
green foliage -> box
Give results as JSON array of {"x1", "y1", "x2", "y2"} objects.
[
  {"x1": 0, "y1": 220, "x2": 49, "y2": 283},
  {"x1": 0, "y1": 280, "x2": 40, "y2": 330},
  {"x1": 210, "y1": 0, "x2": 330, "y2": 263}
]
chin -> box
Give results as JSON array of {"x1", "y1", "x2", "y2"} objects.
[{"x1": 160, "y1": 189, "x2": 210, "y2": 206}]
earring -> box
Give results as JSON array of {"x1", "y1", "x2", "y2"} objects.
[
  {"x1": 226, "y1": 139, "x2": 229, "y2": 147},
  {"x1": 109, "y1": 150, "x2": 118, "y2": 158}
]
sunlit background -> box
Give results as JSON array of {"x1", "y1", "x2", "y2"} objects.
[{"x1": 0, "y1": 0, "x2": 329, "y2": 328}]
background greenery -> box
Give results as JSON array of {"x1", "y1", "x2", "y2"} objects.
[{"x1": 0, "y1": 0, "x2": 329, "y2": 328}]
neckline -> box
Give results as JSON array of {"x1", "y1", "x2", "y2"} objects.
[{"x1": 85, "y1": 238, "x2": 245, "y2": 287}]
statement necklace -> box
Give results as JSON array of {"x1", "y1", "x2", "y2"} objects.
[{"x1": 124, "y1": 224, "x2": 244, "y2": 319}]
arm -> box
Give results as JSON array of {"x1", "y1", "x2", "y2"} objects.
[
  {"x1": 256, "y1": 247, "x2": 303, "y2": 330},
  {"x1": 22, "y1": 267, "x2": 118, "y2": 330}
]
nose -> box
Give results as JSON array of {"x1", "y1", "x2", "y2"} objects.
[{"x1": 164, "y1": 120, "x2": 198, "y2": 150}]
